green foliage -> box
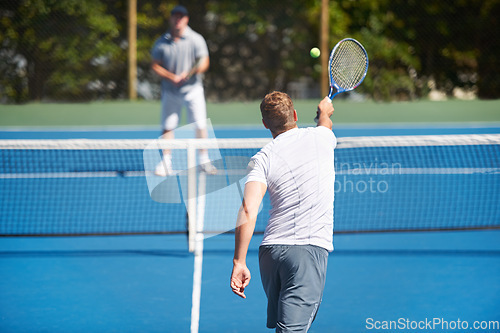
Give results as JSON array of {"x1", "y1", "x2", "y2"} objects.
[
  {"x1": 199, "y1": 0, "x2": 316, "y2": 100},
  {"x1": 0, "y1": 0, "x2": 122, "y2": 102},
  {"x1": 0, "y1": 0, "x2": 497, "y2": 103}
]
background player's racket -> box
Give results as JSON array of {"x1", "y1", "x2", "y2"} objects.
[
  {"x1": 314, "y1": 38, "x2": 368, "y2": 122},
  {"x1": 184, "y1": 58, "x2": 203, "y2": 81}
]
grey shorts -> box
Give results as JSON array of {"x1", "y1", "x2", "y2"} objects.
[{"x1": 258, "y1": 244, "x2": 329, "y2": 333}]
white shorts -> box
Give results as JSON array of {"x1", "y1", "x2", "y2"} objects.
[{"x1": 161, "y1": 85, "x2": 207, "y2": 131}]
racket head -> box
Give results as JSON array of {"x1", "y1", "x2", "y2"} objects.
[{"x1": 328, "y1": 38, "x2": 369, "y2": 99}]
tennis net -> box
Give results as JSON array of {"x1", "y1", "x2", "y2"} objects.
[{"x1": 1, "y1": 134, "x2": 499, "y2": 240}]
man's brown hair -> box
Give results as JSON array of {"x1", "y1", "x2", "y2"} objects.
[{"x1": 260, "y1": 91, "x2": 295, "y2": 134}]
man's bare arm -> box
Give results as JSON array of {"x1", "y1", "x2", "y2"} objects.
[
  {"x1": 230, "y1": 181, "x2": 267, "y2": 298},
  {"x1": 195, "y1": 56, "x2": 209, "y2": 75},
  {"x1": 151, "y1": 61, "x2": 183, "y2": 85},
  {"x1": 316, "y1": 97, "x2": 335, "y2": 130}
]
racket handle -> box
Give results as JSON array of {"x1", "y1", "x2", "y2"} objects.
[{"x1": 314, "y1": 96, "x2": 333, "y2": 123}]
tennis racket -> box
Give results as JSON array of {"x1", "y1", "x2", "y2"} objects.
[
  {"x1": 184, "y1": 58, "x2": 203, "y2": 81},
  {"x1": 314, "y1": 38, "x2": 369, "y2": 122}
]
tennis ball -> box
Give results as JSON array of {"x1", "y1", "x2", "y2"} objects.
[{"x1": 310, "y1": 47, "x2": 321, "y2": 58}]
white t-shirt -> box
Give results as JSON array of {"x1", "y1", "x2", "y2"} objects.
[{"x1": 246, "y1": 126, "x2": 336, "y2": 251}]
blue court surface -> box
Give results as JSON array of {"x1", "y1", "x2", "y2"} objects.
[{"x1": 1, "y1": 124, "x2": 499, "y2": 333}]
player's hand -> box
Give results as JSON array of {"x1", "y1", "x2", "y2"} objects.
[
  {"x1": 230, "y1": 262, "x2": 251, "y2": 299},
  {"x1": 317, "y1": 97, "x2": 334, "y2": 119},
  {"x1": 171, "y1": 74, "x2": 184, "y2": 86},
  {"x1": 177, "y1": 72, "x2": 190, "y2": 86}
]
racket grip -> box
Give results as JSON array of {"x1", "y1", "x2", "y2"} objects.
[{"x1": 314, "y1": 96, "x2": 333, "y2": 123}]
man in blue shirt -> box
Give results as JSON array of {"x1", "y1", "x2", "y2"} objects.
[{"x1": 151, "y1": 5, "x2": 214, "y2": 175}]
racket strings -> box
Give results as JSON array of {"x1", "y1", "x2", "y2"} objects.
[{"x1": 330, "y1": 41, "x2": 368, "y2": 89}]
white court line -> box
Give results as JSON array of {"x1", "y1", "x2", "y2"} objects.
[
  {"x1": 335, "y1": 168, "x2": 500, "y2": 175},
  {"x1": 0, "y1": 171, "x2": 146, "y2": 178},
  {"x1": 190, "y1": 172, "x2": 207, "y2": 333},
  {"x1": 1, "y1": 167, "x2": 498, "y2": 180}
]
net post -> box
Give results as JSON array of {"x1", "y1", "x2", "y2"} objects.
[{"x1": 187, "y1": 140, "x2": 197, "y2": 252}]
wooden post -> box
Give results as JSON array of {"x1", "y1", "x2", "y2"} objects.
[
  {"x1": 320, "y1": 0, "x2": 329, "y2": 97},
  {"x1": 128, "y1": 0, "x2": 137, "y2": 100}
]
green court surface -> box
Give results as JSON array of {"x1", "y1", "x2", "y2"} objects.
[{"x1": 0, "y1": 99, "x2": 499, "y2": 127}]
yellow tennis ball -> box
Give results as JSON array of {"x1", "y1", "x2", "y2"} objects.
[{"x1": 310, "y1": 47, "x2": 320, "y2": 58}]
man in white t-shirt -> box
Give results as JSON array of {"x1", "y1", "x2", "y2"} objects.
[{"x1": 230, "y1": 91, "x2": 336, "y2": 332}]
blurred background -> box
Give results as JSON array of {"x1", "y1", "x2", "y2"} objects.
[{"x1": 0, "y1": 0, "x2": 498, "y2": 104}]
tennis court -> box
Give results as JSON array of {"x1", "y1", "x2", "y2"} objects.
[
  {"x1": 2, "y1": 0, "x2": 499, "y2": 330},
  {"x1": 1, "y1": 112, "x2": 499, "y2": 332}
]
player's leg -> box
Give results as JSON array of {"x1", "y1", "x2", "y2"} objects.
[
  {"x1": 155, "y1": 90, "x2": 183, "y2": 176},
  {"x1": 185, "y1": 85, "x2": 216, "y2": 174},
  {"x1": 277, "y1": 245, "x2": 328, "y2": 333},
  {"x1": 258, "y1": 245, "x2": 282, "y2": 329}
]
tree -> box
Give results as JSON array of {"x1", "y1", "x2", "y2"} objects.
[
  {"x1": 476, "y1": 0, "x2": 500, "y2": 99},
  {"x1": 1, "y1": 0, "x2": 497, "y2": 103},
  {"x1": 0, "y1": 0, "x2": 122, "y2": 102}
]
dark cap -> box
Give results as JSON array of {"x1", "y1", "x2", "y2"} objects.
[{"x1": 171, "y1": 5, "x2": 188, "y2": 16}]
